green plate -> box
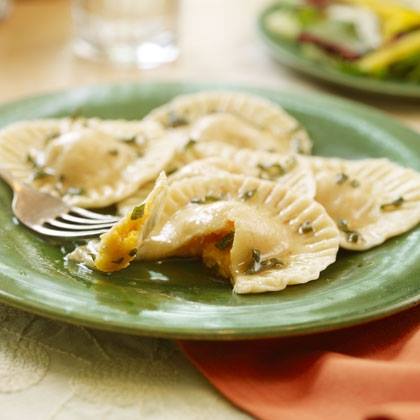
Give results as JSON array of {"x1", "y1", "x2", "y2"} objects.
[
  {"x1": 258, "y1": 2, "x2": 420, "y2": 98},
  {"x1": 0, "y1": 82, "x2": 419, "y2": 340}
]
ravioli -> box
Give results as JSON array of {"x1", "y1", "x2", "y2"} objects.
[
  {"x1": 42, "y1": 128, "x2": 138, "y2": 195},
  {"x1": 0, "y1": 118, "x2": 180, "y2": 208},
  {"x1": 91, "y1": 174, "x2": 339, "y2": 293},
  {"x1": 85, "y1": 118, "x2": 164, "y2": 147},
  {"x1": 308, "y1": 157, "x2": 420, "y2": 250},
  {"x1": 69, "y1": 173, "x2": 168, "y2": 272},
  {"x1": 4, "y1": 91, "x2": 419, "y2": 296},
  {"x1": 190, "y1": 113, "x2": 302, "y2": 154},
  {"x1": 116, "y1": 141, "x2": 315, "y2": 215},
  {"x1": 145, "y1": 91, "x2": 312, "y2": 154},
  {"x1": 116, "y1": 157, "x2": 243, "y2": 215},
  {"x1": 193, "y1": 141, "x2": 316, "y2": 197}
]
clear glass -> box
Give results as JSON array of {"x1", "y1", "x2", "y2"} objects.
[
  {"x1": 71, "y1": 0, "x2": 179, "y2": 68},
  {"x1": 0, "y1": 0, "x2": 11, "y2": 20}
]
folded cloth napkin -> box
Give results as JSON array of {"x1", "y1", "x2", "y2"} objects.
[{"x1": 180, "y1": 305, "x2": 420, "y2": 420}]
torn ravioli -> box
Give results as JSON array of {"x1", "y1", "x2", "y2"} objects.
[
  {"x1": 68, "y1": 173, "x2": 168, "y2": 272},
  {"x1": 134, "y1": 174, "x2": 339, "y2": 294}
]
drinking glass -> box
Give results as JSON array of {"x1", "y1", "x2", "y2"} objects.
[
  {"x1": 71, "y1": 0, "x2": 179, "y2": 68},
  {"x1": 0, "y1": 0, "x2": 11, "y2": 20}
]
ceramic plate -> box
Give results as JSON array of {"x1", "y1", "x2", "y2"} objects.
[
  {"x1": 0, "y1": 82, "x2": 419, "y2": 340},
  {"x1": 258, "y1": 3, "x2": 420, "y2": 98}
]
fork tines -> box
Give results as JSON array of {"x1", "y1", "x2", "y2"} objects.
[{"x1": 36, "y1": 207, "x2": 120, "y2": 238}]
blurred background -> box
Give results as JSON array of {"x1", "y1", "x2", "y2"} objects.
[
  {"x1": 0, "y1": 0, "x2": 297, "y2": 100},
  {"x1": 0, "y1": 0, "x2": 419, "y2": 131}
]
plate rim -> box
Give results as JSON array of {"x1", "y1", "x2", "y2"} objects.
[
  {"x1": 0, "y1": 285, "x2": 418, "y2": 340},
  {"x1": 257, "y1": 2, "x2": 420, "y2": 99},
  {"x1": 0, "y1": 80, "x2": 419, "y2": 340}
]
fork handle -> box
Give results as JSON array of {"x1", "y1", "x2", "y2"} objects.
[{"x1": 0, "y1": 165, "x2": 21, "y2": 191}]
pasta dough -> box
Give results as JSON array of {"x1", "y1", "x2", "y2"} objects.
[
  {"x1": 81, "y1": 174, "x2": 340, "y2": 294},
  {"x1": 0, "y1": 118, "x2": 180, "y2": 207},
  {"x1": 117, "y1": 141, "x2": 315, "y2": 215},
  {"x1": 309, "y1": 156, "x2": 420, "y2": 250},
  {"x1": 2, "y1": 90, "x2": 419, "y2": 295},
  {"x1": 145, "y1": 91, "x2": 312, "y2": 154},
  {"x1": 69, "y1": 173, "x2": 168, "y2": 272}
]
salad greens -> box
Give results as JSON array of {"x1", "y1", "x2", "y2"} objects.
[{"x1": 265, "y1": 0, "x2": 420, "y2": 82}]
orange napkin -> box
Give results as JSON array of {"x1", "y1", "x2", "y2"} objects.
[{"x1": 180, "y1": 306, "x2": 420, "y2": 420}]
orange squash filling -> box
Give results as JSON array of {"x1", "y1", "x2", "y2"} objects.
[{"x1": 176, "y1": 221, "x2": 235, "y2": 279}]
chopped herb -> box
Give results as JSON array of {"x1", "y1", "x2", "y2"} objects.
[
  {"x1": 336, "y1": 173, "x2": 360, "y2": 188},
  {"x1": 128, "y1": 249, "x2": 137, "y2": 257},
  {"x1": 108, "y1": 149, "x2": 119, "y2": 156},
  {"x1": 246, "y1": 248, "x2": 285, "y2": 274},
  {"x1": 338, "y1": 219, "x2": 350, "y2": 232},
  {"x1": 284, "y1": 156, "x2": 297, "y2": 171},
  {"x1": 184, "y1": 139, "x2": 197, "y2": 150},
  {"x1": 246, "y1": 249, "x2": 261, "y2": 274},
  {"x1": 253, "y1": 249, "x2": 262, "y2": 262},
  {"x1": 112, "y1": 257, "x2": 124, "y2": 264},
  {"x1": 298, "y1": 221, "x2": 314, "y2": 234},
  {"x1": 261, "y1": 258, "x2": 285, "y2": 270},
  {"x1": 167, "y1": 111, "x2": 189, "y2": 128},
  {"x1": 240, "y1": 188, "x2": 257, "y2": 201},
  {"x1": 380, "y1": 197, "x2": 404, "y2": 212},
  {"x1": 346, "y1": 231, "x2": 362, "y2": 244},
  {"x1": 347, "y1": 232, "x2": 360, "y2": 243},
  {"x1": 121, "y1": 136, "x2": 137, "y2": 145},
  {"x1": 66, "y1": 187, "x2": 86, "y2": 196},
  {"x1": 45, "y1": 132, "x2": 59, "y2": 143},
  {"x1": 131, "y1": 203, "x2": 146, "y2": 220},
  {"x1": 32, "y1": 169, "x2": 53, "y2": 181},
  {"x1": 215, "y1": 232, "x2": 234, "y2": 250},
  {"x1": 292, "y1": 137, "x2": 305, "y2": 154},
  {"x1": 336, "y1": 173, "x2": 349, "y2": 185},
  {"x1": 257, "y1": 162, "x2": 286, "y2": 179},
  {"x1": 26, "y1": 154, "x2": 38, "y2": 167},
  {"x1": 67, "y1": 109, "x2": 88, "y2": 126},
  {"x1": 191, "y1": 195, "x2": 221, "y2": 205},
  {"x1": 90, "y1": 253, "x2": 96, "y2": 261},
  {"x1": 337, "y1": 218, "x2": 362, "y2": 243},
  {"x1": 68, "y1": 108, "x2": 83, "y2": 120}
]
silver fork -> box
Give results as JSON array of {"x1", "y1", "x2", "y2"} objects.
[{"x1": 0, "y1": 167, "x2": 120, "y2": 238}]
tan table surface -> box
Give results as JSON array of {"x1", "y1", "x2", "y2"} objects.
[{"x1": 0, "y1": 1, "x2": 418, "y2": 419}]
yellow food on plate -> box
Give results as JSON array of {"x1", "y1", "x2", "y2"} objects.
[
  {"x1": 357, "y1": 29, "x2": 420, "y2": 73},
  {"x1": 345, "y1": 0, "x2": 420, "y2": 41}
]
